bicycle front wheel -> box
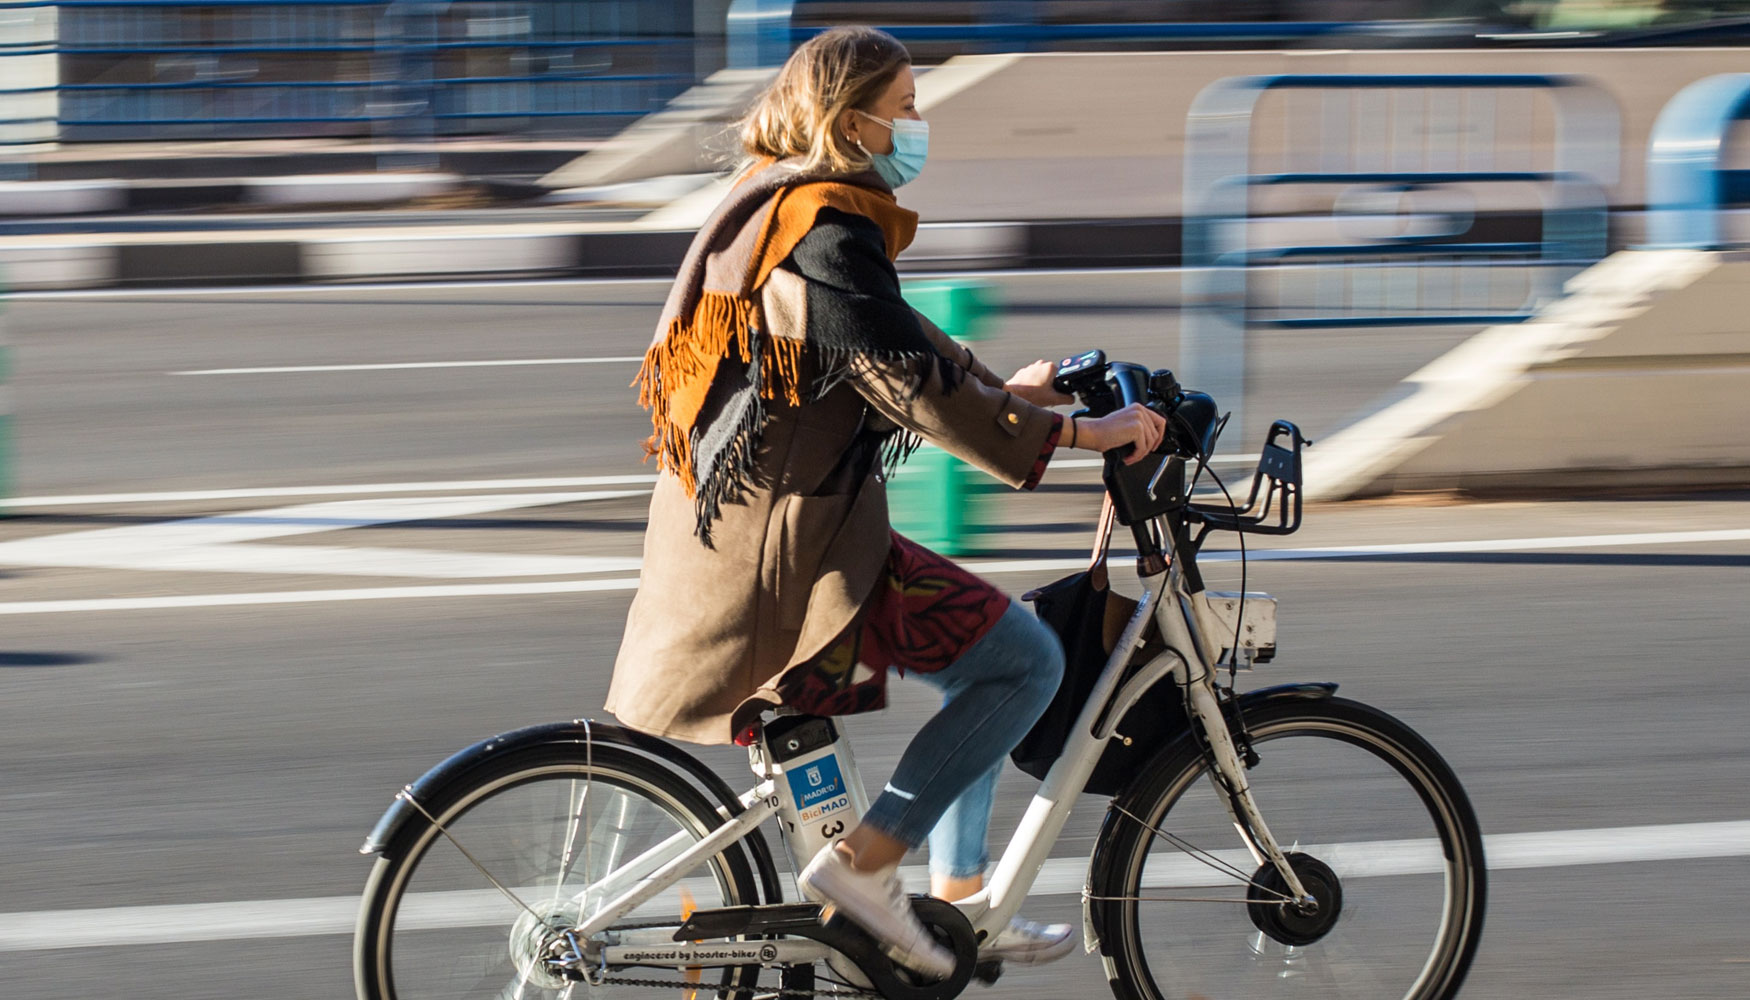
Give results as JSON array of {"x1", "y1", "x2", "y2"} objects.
[
  {"x1": 355, "y1": 744, "x2": 763, "y2": 1000},
  {"x1": 1092, "y1": 695, "x2": 1486, "y2": 1000}
]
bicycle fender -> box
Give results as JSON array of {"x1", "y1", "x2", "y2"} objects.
[
  {"x1": 1081, "y1": 682, "x2": 1338, "y2": 951},
  {"x1": 1233, "y1": 681, "x2": 1337, "y2": 706},
  {"x1": 357, "y1": 718, "x2": 785, "y2": 906}
]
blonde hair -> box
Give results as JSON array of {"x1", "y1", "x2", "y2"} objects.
[{"x1": 737, "y1": 26, "x2": 911, "y2": 176}]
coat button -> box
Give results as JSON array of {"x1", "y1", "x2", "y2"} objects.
[{"x1": 1006, "y1": 413, "x2": 1019, "y2": 425}]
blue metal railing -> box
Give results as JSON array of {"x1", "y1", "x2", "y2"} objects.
[
  {"x1": 0, "y1": 0, "x2": 699, "y2": 144},
  {"x1": 1180, "y1": 73, "x2": 1619, "y2": 436},
  {"x1": 1646, "y1": 73, "x2": 1750, "y2": 250}
]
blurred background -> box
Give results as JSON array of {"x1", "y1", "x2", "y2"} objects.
[{"x1": 2, "y1": 3, "x2": 1748, "y2": 999}]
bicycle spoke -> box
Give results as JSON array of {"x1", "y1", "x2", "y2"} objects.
[{"x1": 399, "y1": 786, "x2": 546, "y2": 925}]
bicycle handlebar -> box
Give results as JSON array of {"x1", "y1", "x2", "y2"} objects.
[
  {"x1": 1050, "y1": 350, "x2": 1309, "y2": 542},
  {"x1": 1051, "y1": 350, "x2": 1217, "y2": 462}
]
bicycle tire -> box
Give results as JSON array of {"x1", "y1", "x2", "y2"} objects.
[
  {"x1": 1090, "y1": 696, "x2": 1486, "y2": 1000},
  {"x1": 355, "y1": 743, "x2": 764, "y2": 1000}
]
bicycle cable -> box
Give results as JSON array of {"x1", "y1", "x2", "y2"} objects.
[
  {"x1": 580, "y1": 717, "x2": 596, "y2": 925},
  {"x1": 1177, "y1": 411, "x2": 1249, "y2": 686},
  {"x1": 1104, "y1": 803, "x2": 1292, "y2": 902},
  {"x1": 1163, "y1": 411, "x2": 1276, "y2": 873}
]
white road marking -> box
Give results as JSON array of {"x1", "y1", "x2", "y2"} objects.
[
  {"x1": 0, "y1": 492, "x2": 647, "y2": 580},
  {"x1": 6, "y1": 455, "x2": 1255, "y2": 506},
  {"x1": 4, "y1": 475, "x2": 657, "y2": 508},
  {"x1": 0, "y1": 819, "x2": 1743, "y2": 951},
  {"x1": 1227, "y1": 528, "x2": 1750, "y2": 562},
  {"x1": 2, "y1": 524, "x2": 1746, "y2": 616},
  {"x1": 0, "y1": 578, "x2": 647, "y2": 615},
  {"x1": 972, "y1": 527, "x2": 1750, "y2": 575},
  {"x1": 175, "y1": 357, "x2": 642, "y2": 375}
]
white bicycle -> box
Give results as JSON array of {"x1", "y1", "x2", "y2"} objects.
[{"x1": 354, "y1": 352, "x2": 1487, "y2": 1000}]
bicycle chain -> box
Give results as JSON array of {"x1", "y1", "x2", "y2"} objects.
[{"x1": 570, "y1": 922, "x2": 885, "y2": 997}]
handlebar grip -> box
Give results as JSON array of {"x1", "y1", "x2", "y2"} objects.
[{"x1": 1104, "y1": 364, "x2": 1153, "y2": 461}]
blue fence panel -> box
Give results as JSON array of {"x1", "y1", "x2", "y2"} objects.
[
  {"x1": 1180, "y1": 73, "x2": 1619, "y2": 437},
  {"x1": 1, "y1": 0, "x2": 701, "y2": 143}
]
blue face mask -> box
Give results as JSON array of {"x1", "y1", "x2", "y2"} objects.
[{"x1": 856, "y1": 111, "x2": 929, "y2": 189}]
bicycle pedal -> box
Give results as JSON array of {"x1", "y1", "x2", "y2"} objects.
[{"x1": 972, "y1": 959, "x2": 1003, "y2": 986}]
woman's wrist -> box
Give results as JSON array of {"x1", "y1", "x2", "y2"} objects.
[{"x1": 1073, "y1": 413, "x2": 1101, "y2": 451}]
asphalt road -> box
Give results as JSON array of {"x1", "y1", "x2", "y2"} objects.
[{"x1": 1, "y1": 274, "x2": 1746, "y2": 1000}]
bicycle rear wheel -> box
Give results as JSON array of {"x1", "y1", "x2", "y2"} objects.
[
  {"x1": 1091, "y1": 696, "x2": 1485, "y2": 1000},
  {"x1": 355, "y1": 744, "x2": 762, "y2": 1000}
]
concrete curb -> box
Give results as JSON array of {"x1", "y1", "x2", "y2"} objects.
[
  {"x1": 0, "y1": 217, "x2": 1189, "y2": 290},
  {"x1": 6, "y1": 208, "x2": 1642, "y2": 290},
  {"x1": 18, "y1": 146, "x2": 592, "y2": 182},
  {"x1": 0, "y1": 175, "x2": 468, "y2": 216}
]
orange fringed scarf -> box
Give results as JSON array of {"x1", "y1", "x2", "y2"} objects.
[{"x1": 636, "y1": 160, "x2": 919, "y2": 541}]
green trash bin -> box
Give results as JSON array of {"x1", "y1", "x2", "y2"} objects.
[
  {"x1": 902, "y1": 281, "x2": 997, "y2": 342},
  {"x1": 889, "y1": 281, "x2": 996, "y2": 555}
]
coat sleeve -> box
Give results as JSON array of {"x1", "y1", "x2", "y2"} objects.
[
  {"x1": 782, "y1": 209, "x2": 1060, "y2": 489},
  {"x1": 912, "y1": 308, "x2": 1006, "y2": 390}
]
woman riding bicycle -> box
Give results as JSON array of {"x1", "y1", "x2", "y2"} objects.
[{"x1": 607, "y1": 26, "x2": 1166, "y2": 979}]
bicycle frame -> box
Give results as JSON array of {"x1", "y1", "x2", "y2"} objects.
[{"x1": 569, "y1": 506, "x2": 1313, "y2": 969}]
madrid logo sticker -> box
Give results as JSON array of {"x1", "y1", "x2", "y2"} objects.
[{"x1": 791, "y1": 754, "x2": 845, "y2": 813}]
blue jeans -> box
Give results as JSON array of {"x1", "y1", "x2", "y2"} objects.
[{"x1": 861, "y1": 600, "x2": 1065, "y2": 877}]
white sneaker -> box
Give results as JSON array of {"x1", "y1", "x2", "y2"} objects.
[
  {"x1": 797, "y1": 845, "x2": 957, "y2": 980},
  {"x1": 978, "y1": 916, "x2": 1077, "y2": 966}
]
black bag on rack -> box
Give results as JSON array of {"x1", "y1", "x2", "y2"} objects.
[{"x1": 1012, "y1": 497, "x2": 1186, "y2": 796}]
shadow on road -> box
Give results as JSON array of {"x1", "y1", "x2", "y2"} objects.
[{"x1": 0, "y1": 652, "x2": 105, "y2": 668}]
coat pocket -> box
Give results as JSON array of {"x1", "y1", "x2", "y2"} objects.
[{"x1": 774, "y1": 491, "x2": 856, "y2": 631}]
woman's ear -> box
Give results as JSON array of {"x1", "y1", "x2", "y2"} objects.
[{"x1": 837, "y1": 107, "x2": 862, "y2": 148}]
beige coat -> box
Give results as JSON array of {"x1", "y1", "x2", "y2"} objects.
[{"x1": 607, "y1": 295, "x2": 1057, "y2": 745}]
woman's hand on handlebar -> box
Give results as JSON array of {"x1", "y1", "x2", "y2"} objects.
[
  {"x1": 1074, "y1": 403, "x2": 1167, "y2": 464},
  {"x1": 1005, "y1": 360, "x2": 1074, "y2": 407}
]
